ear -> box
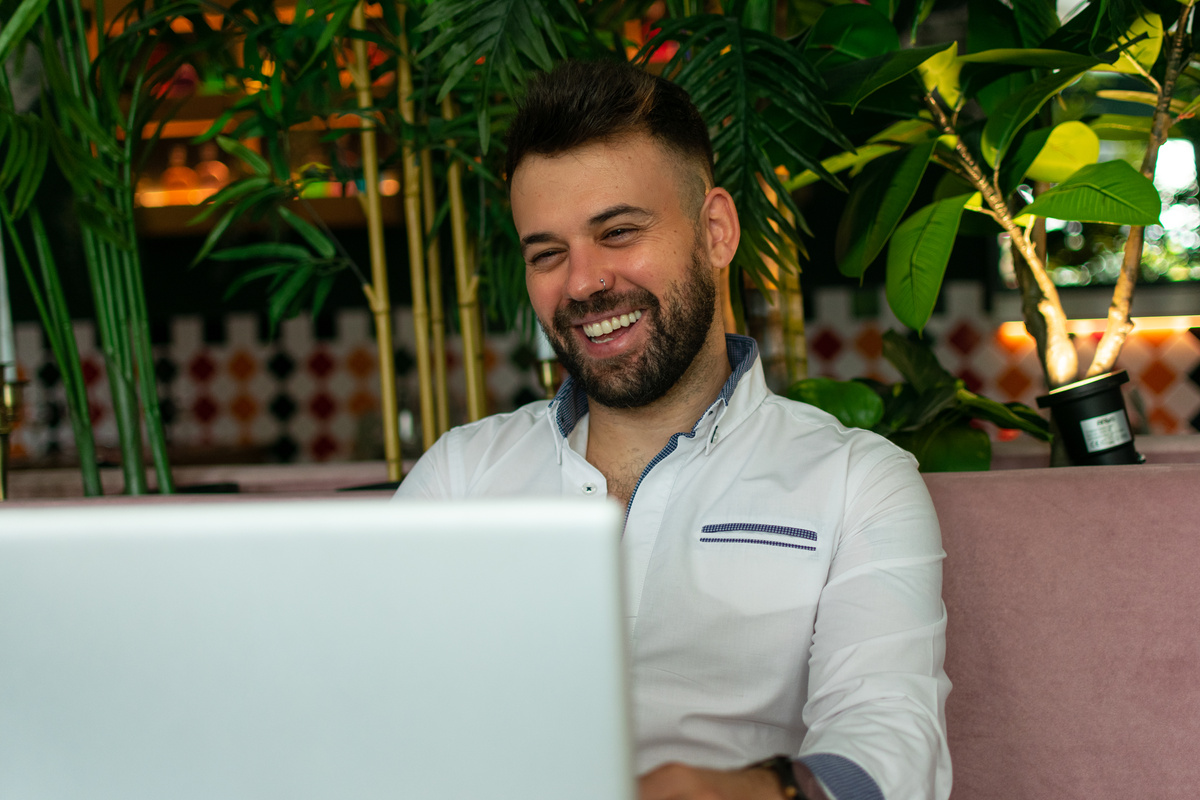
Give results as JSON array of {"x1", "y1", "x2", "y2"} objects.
[{"x1": 700, "y1": 187, "x2": 740, "y2": 270}]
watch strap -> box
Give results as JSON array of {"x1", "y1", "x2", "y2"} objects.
[{"x1": 746, "y1": 754, "x2": 808, "y2": 800}]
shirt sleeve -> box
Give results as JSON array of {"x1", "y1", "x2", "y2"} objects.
[
  {"x1": 797, "y1": 446, "x2": 951, "y2": 800},
  {"x1": 391, "y1": 431, "x2": 456, "y2": 501}
]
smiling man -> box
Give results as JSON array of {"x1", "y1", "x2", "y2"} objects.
[{"x1": 395, "y1": 60, "x2": 951, "y2": 800}]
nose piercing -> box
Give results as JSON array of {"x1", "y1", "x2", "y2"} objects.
[{"x1": 599, "y1": 278, "x2": 606, "y2": 288}]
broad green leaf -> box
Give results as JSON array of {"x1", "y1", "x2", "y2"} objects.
[
  {"x1": 999, "y1": 126, "x2": 1053, "y2": 196},
  {"x1": 882, "y1": 329, "x2": 955, "y2": 395},
  {"x1": 278, "y1": 206, "x2": 336, "y2": 258},
  {"x1": 1095, "y1": 90, "x2": 1188, "y2": 116},
  {"x1": 1020, "y1": 160, "x2": 1161, "y2": 225},
  {"x1": 209, "y1": 242, "x2": 314, "y2": 262},
  {"x1": 1094, "y1": 12, "x2": 1163, "y2": 75},
  {"x1": 806, "y1": 4, "x2": 899, "y2": 68},
  {"x1": 957, "y1": 48, "x2": 1100, "y2": 70},
  {"x1": 1088, "y1": 114, "x2": 1166, "y2": 141},
  {"x1": 892, "y1": 417, "x2": 991, "y2": 471},
  {"x1": 837, "y1": 139, "x2": 939, "y2": 279},
  {"x1": 868, "y1": 118, "x2": 938, "y2": 145},
  {"x1": 786, "y1": 377, "x2": 885, "y2": 430},
  {"x1": 981, "y1": 69, "x2": 1087, "y2": 167},
  {"x1": 885, "y1": 194, "x2": 971, "y2": 332},
  {"x1": 821, "y1": 44, "x2": 946, "y2": 110},
  {"x1": 918, "y1": 43, "x2": 962, "y2": 108},
  {"x1": 1010, "y1": 0, "x2": 1059, "y2": 46},
  {"x1": 1025, "y1": 121, "x2": 1100, "y2": 183}
]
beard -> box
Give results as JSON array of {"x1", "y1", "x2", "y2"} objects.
[{"x1": 542, "y1": 249, "x2": 717, "y2": 409}]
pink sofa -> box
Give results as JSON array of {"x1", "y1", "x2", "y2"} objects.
[{"x1": 925, "y1": 464, "x2": 1200, "y2": 798}]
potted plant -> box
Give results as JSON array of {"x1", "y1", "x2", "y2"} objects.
[{"x1": 789, "y1": 0, "x2": 1194, "y2": 464}]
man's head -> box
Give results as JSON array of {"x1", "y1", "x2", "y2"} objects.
[
  {"x1": 505, "y1": 60, "x2": 714, "y2": 217},
  {"x1": 507, "y1": 61, "x2": 739, "y2": 410}
]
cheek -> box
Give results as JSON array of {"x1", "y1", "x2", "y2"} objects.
[{"x1": 525, "y1": 271, "x2": 559, "y2": 320}]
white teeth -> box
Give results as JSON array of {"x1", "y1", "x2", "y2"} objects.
[{"x1": 583, "y1": 309, "x2": 643, "y2": 339}]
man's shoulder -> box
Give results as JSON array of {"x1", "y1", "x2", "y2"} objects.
[
  {"x1": 751, "y1": 391, "x2": 915, "y2": 465},
  {"x1": 439, "y1": 399, "x2": 556, "y2": 449}
]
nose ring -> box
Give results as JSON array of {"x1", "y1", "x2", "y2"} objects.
[{"x1": 599, "y1": 278, "x2": 606, "y2": 288}]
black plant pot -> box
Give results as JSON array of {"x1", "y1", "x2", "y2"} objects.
[{"x1": 1036, "y1": 371, "x2": 1143, "y2": 466}]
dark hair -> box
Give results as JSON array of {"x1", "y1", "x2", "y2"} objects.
[{"x1": 504, "y1": 60, "x2": 714, "y2": 193}]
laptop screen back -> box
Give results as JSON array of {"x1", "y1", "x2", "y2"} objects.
[{"x1": 0, "y1": 498, "x2": 631, "y2": 800}]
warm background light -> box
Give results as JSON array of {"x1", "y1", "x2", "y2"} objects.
[{"x1": 999, "y1": 315, "x2": 1200, "y2": 346}]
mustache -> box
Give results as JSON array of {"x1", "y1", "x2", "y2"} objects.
[{"x1": 552, "y1": 288, "x2": 659, "y2": 329}]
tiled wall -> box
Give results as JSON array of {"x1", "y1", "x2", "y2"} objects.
[{"x1": 7, "y1": 282, "x2": 1200, "y2": 466}]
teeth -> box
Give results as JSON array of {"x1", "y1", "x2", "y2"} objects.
[{"x1": 583, "y1": 309, "x2": 642, "y2": 339}]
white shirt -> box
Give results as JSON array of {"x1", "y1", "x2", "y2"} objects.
[{"x1": 395, "y1": 335, "x2": 951, "y2": 800}]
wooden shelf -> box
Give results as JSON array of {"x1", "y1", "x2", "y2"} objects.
[{"x1": 135, "y1": 195, "x2": 403, "y2": 238}]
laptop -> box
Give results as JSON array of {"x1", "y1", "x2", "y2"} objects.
[{"x1": 0, "y1": 498, "x2": 632, "y2": 800}]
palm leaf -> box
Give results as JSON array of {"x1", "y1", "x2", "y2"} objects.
[
  {"x1": 416, "y1": 0, "x2": 587, "y2": 153},
  {"x1": 643, "y1": 14, "x2": 850, "y2": 277}
]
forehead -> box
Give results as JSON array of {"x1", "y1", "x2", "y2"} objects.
[{"x1": 509, "y1": 135, "x2": 688, "y2": 233}]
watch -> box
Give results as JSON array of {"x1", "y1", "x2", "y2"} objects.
[{"x1": 746, "y1": 754, "x2": 808, "y2": 800}]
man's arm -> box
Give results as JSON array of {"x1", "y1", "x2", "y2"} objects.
[{"x1": 638, "y1": 760, "x2": 829, "y2": 800}]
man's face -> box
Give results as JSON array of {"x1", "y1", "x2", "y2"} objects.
[{"x1": 511, "y1": 135, "x2": 720, "y2": 409}]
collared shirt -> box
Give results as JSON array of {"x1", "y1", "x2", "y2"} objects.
[{"x1": 395, "y1": 335, "x2": 951, "y2": 800}]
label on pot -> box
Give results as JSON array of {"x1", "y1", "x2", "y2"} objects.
[{"x1": 1080, "y1": 409, "x2": 1132, "y2": 453}]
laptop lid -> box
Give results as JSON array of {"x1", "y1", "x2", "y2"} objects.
[{"x1": 0, "y1": 498, "x2": 632, "y2": 800}]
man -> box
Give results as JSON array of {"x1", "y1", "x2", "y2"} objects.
[{"x1": 395, "y1": 60, "x2": 951, "y2": 800}]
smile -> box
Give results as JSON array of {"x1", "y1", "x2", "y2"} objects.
[{"x1": 582, "y1": 310, "x2": 643, "y2": 342}]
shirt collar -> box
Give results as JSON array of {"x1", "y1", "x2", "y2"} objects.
[{"x1": 548, "y1": 333, "x2": 761, "y2": 445}]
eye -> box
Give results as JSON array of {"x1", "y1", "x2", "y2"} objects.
[
  {"x1": 603, "y1": 227, "x2": 636, "y2": 242},
  {"x1": 528, "y1": 248, "x2": 564, "y2": 268}
]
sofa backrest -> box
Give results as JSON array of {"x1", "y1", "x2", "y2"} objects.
[{"x1": 924, "y1": 464, "x2": 1200, "y2": 799}]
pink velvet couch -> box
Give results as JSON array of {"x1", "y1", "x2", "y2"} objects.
[{"x1": 924, "y1": 464, "x2": 1200, "y2": 799}]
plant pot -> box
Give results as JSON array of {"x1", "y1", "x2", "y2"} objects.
[{"x1": 1036, "y1": 371, "x2": 1143, "y2": 466}]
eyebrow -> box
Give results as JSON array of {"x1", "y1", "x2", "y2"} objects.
[{"x1": 520, "y1": 204, "x2": 653, "y2": 254}]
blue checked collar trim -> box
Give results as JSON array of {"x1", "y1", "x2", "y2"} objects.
[{"x1": 549, "y1": 333, "x2": 759, "y2": 439}]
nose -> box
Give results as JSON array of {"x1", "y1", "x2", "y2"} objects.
[{"x1": 565, "y1": 244, "x2": 614, "y2": 301}]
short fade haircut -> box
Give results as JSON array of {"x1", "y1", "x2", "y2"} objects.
[{"x1": 504, "y1": 60, "x2": 714, "y2": 210}]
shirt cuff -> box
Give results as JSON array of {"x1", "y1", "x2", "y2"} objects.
[{"x1": 796, "y1": 754, "x2": 882, "y2": 800}]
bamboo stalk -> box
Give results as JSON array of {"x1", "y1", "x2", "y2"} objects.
[
  {"x1": 442, "y1": 97, "x2": 487, "y2": 421},
  {"x1": 421, "y1": 147, "x2": 450, "y2": 436},
  {"x1": 395, "y1": 4, "x2": 437, "y2": 451},
  {"x1": 1088, "y1": 1, "x2": 1194, "y2": 378},
  {"x1": 0, "y1": 201, "x2": 102, "y2": 495},
  {"x1": 351, "y1": 2, "x2": 403, "y2": 480}
]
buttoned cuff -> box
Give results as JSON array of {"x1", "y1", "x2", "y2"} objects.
[{"x1": 796, "y1": 754, "x2": 882, "y2": 800}]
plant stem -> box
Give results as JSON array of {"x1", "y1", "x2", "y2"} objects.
[
  {"x1": 1088, "y1": 1, "x2": 1195, "y2": 378},
  {"x1": 354, "y1": 1, "x2": 402, "y2": 479},
  {"x1": 924, "y1": 95, "x2": 1077, "y2": 387},
  {"x1": 395, "y1": 3, "x2": 436, "y2": 453},
  {"x1": 421, "y1": 145, "x2": 450, "y2": 437}
]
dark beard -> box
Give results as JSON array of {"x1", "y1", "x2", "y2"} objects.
[{"x1": 543, "y1": 250, "x2": 716, "y2": 409}]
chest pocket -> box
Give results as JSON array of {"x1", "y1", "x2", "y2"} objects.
[
  {"x1": 699, "y1": 522, "x2": 817, "y2": 552},
  {"x1": 690, "y1": 519, "x2": 826, "y2": 618}
]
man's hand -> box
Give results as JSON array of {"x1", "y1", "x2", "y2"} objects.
[
  {"x1": 638, "y1": 761, "x2": 831, "y2": 800},
  {"x1": 638, "y1": 762, "x2": 785, "y2": 800}
]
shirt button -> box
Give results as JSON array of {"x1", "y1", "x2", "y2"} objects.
[{"x1": 582, "y1": 483, "x2": 597, "y2": 495}]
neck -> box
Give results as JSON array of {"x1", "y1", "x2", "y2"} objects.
[{"x1": 585, "y1": 331, "x2": 732, "y2": 461}]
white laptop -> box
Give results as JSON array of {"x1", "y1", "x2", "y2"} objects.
[{"x1": 0, "y1": 498, "x2": 632, "y2": 800}]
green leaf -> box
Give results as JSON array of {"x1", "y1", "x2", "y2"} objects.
[
  {"x1": 1020, "y1": 160, "x2": 1161, "y2": 225},
  {"x1": 981, "y1": 69, "x2": 1087, "y2": 167},
  {"x1": 1088, "y1": 113, "x2": 1176, "y2": 141},
  {"x1": 190, "y1": 177, "x2": 274, "y2": 224},
  {"x1": 891, "y1": 417, "x2": 991, "y2": 471},
  {"x1": 1093, "y1": 12, "x2": 1163, "y2": 75},
  {"x1": 882, "y1": 329, "x2": 955, "y2": 393},
  {"x1": 885, "y1": 195, "x2": 970, "y2": 332},
  {"x1": 836, "y1": 139, "x2": 938, "y2": 279},
  {"x1": 278, "y1": 206, "x2": 336, "y2": 258},
  {"x1": 216, "y1": 135, "x2": 271, "y2": 177},
  {"x1": 957, "y1": 48, "x2": 1099, "y2": 70},
  {"x1": 785, "y1": 143, "x2": 900, "y2": 191},
  {"x1": 956, "y1": 389, "x2": 1052, "y2": 439},
  {"x1": 209, "y1": 242, "x2": 314, "y2": 262},
  {"x1": 821, "y1": 44, "x2": 946, "y2": 110},
  {"x1": 1024, "y1": 120, "x2": 1100, "y2": 183},
  {"x1": 786, "y1": 377, "x2": 885, "y2": 429},
  {"x1": 0, "y1": 0, "x2": 50, "y2": 63},
  {"x1": 1010, "y1": 0, "x2": 1060, "y2": 46},
  {"x1": 268, "y1": 265, "x2": 315, "y2": 324},
  {"x1": 806, "y1": 4, "x2": 899, "y2": 68}
]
